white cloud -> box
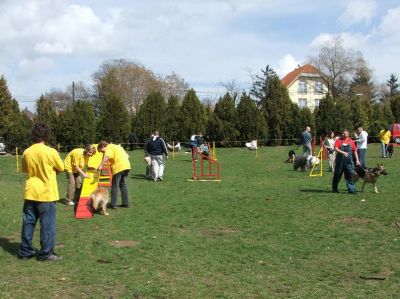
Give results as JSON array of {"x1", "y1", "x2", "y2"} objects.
[
  {"x1": 309, "y1": 32, "x2": 370, "y2": 50},
  {"x1": 339, "y1": 0, "x2": 377, "y2": 26},
  {"x1": 377, "y1": 5, "x2": 400, "y2": 44},
  {"x1": 275, "y1": 54, "x2": 301, "y2": 77}
]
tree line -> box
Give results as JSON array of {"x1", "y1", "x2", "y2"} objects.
[{"x1": 1, "y1": 39, "x2": 399, "y2": 152}]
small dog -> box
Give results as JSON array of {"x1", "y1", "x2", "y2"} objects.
[
  {"x1": 354, "y1": 164, "x2": 387, "y2": 193},
  {"x1": 90, "y1": 187, "x2": 110, "y2": 215},
  {"x1": 285, "y1": 150, "x2": 296, "y2": 163},
  {"x1": 293, "y1": 155, "x2": 320, "y2": 171},
  {"x1": 387, "y1": 144, "x2": 394, "y2": 158}
]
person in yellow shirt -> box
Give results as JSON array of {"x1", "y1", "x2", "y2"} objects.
[
  {"x1": 64, "y1": 145, "x2": 96, "y2": 205},
  {"x1": 19, "y1": 124, "x2": 64, "y2": 261},
  {"x1": 379, "y1": 126, "x2": 392, "y2": 158},
  {"x1": 97, "y1": 141, "x2": 131, "y2": 208}
]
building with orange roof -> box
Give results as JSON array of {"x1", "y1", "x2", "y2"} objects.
[{"x1": 281, "y1": 64, "x2": 327, "y2": 111}]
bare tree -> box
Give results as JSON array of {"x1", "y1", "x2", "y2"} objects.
[
  {"x1": 218, "y1": 79, "x2": 243, "y2": 104},
  {"x1": 161, "y1": 72, "x2": 190, "y2": 103},
  {"x1": 308, "y1": 37, "x2": 362, "y2": 100}
]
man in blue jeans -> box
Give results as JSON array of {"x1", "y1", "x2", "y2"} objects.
[{"x1": 19, "y1": 124, "x2": 64, "y2": 261}]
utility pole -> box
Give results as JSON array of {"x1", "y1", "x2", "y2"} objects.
[{"x1": 72, "y1": 81, "x2": 75, "y2": 102}]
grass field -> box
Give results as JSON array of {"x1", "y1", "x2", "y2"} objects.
[{"x1": 0, "y1": 144, "x2": 399, "y2": 299}]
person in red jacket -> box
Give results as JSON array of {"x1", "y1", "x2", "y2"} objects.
[{"x1": 332, "y1": 129, "x2": 360, "y2": 194}]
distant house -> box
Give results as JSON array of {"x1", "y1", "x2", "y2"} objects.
[{"x1": 281, "y1": 64, "x2": 327, "y2": 111}]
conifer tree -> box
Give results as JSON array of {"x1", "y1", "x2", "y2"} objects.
[
  {"x1": 164, "y1": 95, "x2": 181, "y2": 142},
  {"x1": 350, "y1": 97, "x2": 369, "y2": 130},
  {"x1": 236, "y1": 93, "x2": 267, "y2": 142},
  {"x1": 390, "y1": 95, "x2": 400, "y2": 122},
  {"x1": 135, "y1": 91, "x2": 166, "y2": 141},
  {"x1": 179, "y1": 89, "x2": 206, "y2": 141},
  {"x1": 206, "y1": 93, "x2": 239, "y2": 145},
  {"x1": 314, "y1": 96, "x2": 337, "y2": 137},
  {"x1": 96, "y1": 95, "x2": 130, "y2": 143},
  {"x1": 35, "y1": 95, "x2": 58, "y2": 145}
]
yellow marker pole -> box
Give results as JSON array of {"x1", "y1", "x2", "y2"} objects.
[
  {"x1": 309, "y1": 147, "x2": 323, "y2": 177},
  {"x1": 16, "y1": 147, "x2": 19, "y2": 172},
  {"x1": 172, "y1": 141, "x2": 175, "y2": 160},
  {"x1": 212, "y1": 141, "x2": 217, "y2": 160}
]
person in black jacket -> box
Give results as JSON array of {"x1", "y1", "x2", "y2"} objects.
[{"x1": 145, "y1": 131, "x2": 168, "y2": 181}]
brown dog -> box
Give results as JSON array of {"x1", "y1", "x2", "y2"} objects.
[
  {"x1": 354, "y1": 164, "x2": 387, "y2": 193},
  {"x1": 90, "y1": 187, "x2": 109, "y2": 215}
]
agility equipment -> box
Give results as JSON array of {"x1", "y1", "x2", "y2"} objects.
[
  {"x1": 192, "y1": 147, "x2": 221, "y2": 181},
  {"x1": 309, "y1": 147, "x2": 324, "y2": 177},
  {"x1": 212, "y1": 141, "x2": 217, "y2": 160},
  {"x1": 15, "y1": 147, "x2": 20, "y2": 173},
  {"x1": 75, "y1": 145, "x2": 112, "y2": 219}
]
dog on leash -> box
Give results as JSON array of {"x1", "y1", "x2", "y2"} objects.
[
  {"x1": 354, "y1": 164, "x2": 387, "y2": 193},
  {"x1": 293, "y1": 155, "x2": 320, "y2": 171},
  {"x1": 387, "y1": 143, "x2": 394, "y2": 158},
  {"x1": 90, "y1": 187, "x2": 110, "y2": 215}
]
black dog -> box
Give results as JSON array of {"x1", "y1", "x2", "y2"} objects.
[
  {"x1": 285, "y1": 150, "x2": 296, "y2": 163},
  {"x1": 387, "y1": 144, "x2": 394, "y2": 158}
]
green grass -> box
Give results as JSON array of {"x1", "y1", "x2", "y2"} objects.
[{"x1": 0, "y1": 144, "x2": 399, "y2": 298}]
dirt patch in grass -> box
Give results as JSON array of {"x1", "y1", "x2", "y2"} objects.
[
  {"x1": 341, "y1": 217, "x2": 382, "y2": 226},
  {"x1": 202, "y1": 227, "x2": 240, "y2": 239},
  {"x1": 110, "y1": 240, "x2": 140, "y2": 248}
]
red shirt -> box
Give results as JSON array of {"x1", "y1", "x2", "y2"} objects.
[{"x1": 334, "y1": 137, "x2": 357, "y2": 152}]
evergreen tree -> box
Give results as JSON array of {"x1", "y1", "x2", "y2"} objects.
[
  {"x1": 0, "y1": 76, "x2": 33, "y2": 151},
  {"x1": 58, "y1": 100, "x2": 96, "y2": 151},
  {"x1": 179, "y1": 89, "x2": 206, "y2": 141},
  {"x1": 386, "y1": 74, "x2": 399, "y2": 97},
  {"x1": 135, "y1": 91, "x2": 166, "y2": 141},
  {"x1": 383, "y1": 101, "x2": 394, "y2": 124},
  {"x1": 335, "y1": 98, "x2": 353, "y2": 132},
  {"x1": 236, "y1": 93, "x2": 267, "y2": 142},
  {"x1": 390, "y1": 95, "x2": 400, "y2": 122},
  {"x1": 297, "y1": 108, "x2": 315, "y2": 139},
  {"x1": 164, "y1": 95, "x2": 181, "y2": 143},
  {"x1": 350, "y1": 97, "x2": 369, "y2": 130},
  {"x1": 206, "y1": 93, "x2": 239, "y2": 145},
  {"x1": 251, "y1": 66, "x2": 293, "y2": 145},
  {"x1": 314, "y1": 96, "x2": 338, "y2": 137},
  {"x1": 35, "y1": 95, "x2": 58, "y2": 145},
  {"x1": 96, "y1": 95, "x2": 130, "y2": 143}
]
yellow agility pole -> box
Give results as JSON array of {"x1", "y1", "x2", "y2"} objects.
[
  {"x1": 309, "y1": 147, "x2": 324, "y2": 177},
  {"x1": 16, "y1": 147, "x2": 20, "y2": 173},
  {"x1": 212, "y1": 141, "x2": 217, "y2": 160}
]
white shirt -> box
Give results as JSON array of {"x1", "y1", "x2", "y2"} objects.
[{"x1": 356, "y1": 131, "x2": 368, "y2": 149}]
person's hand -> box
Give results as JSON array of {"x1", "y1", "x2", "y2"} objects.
[
  {"x1": 166, "y1": 155, "x2": 169, "y2": 160},
  {"x1": 83, "y1": 173, "x2": 91, "y2": 179},
  {"x1": 343, "y1": 152, "x2": 349, "y2": 157},
  {"x1": 355, "y1": 160, "x2": 360, "y2": 166}
]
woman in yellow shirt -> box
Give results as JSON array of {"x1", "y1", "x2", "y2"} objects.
[
  {"x1": 64, "y1": 145, "x2": 96, "y2": 205},
  {"x1": 379, "y1": 127, "x2": 391, "y2": 158}
]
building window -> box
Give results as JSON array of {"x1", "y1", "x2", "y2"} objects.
[
  {"x1": 314, "y1": 99, "x2": 321, "y2": 107},
  {"x1": 314, "y1": 82, "x2": 323, "y2": 94},
  {"x1": 298, "y1": 81, "x2": 307, "y2": 93},
  {"x1": 298, "y1": 98, "x2": 307, "y2": 108}
]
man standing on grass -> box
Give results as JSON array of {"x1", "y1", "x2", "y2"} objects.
[
  {"x1": 97, "y1": 141, "x2": 131, "y2": 209},
  {"x1": 145, "y1": 130, "x2": 168, "y2": 181},
  {"x1": 300, "y1": 126, "x2": 312, "y2": 156},
  {"x1": 354, "y1": 127, "x2": 368, "y2": 168},
  {"x1": 19, "y1": 123, "x2": 64, "y2": 261},
  {"x1": 332, "y1": 129, "x2": 360, "y2": 194}
]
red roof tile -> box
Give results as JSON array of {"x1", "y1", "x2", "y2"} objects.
[{"x1": 281, "y1": 64, "x2": 320, "y2": 87}]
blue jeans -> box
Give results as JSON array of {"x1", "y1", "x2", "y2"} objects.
[
  {"x1": 381, "y1": 142, "x2": 388, "y2": 158},
  {"x1": 20, "y1": 200, "x2": 57, "y2": 259},
  {"x1": 357, "y1": 148, "x2": 367, "y2": 168},
  {"x1": 111, "y1": 170, "x2": 130, "y2": 207}
]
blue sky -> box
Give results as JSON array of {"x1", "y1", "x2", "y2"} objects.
[{"x1": 1, "y1": 0, "x2": 400, "y2": 111}]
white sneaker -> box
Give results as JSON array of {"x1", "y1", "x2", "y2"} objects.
[{"x1": 66, "y1": 201, "x2": 75, "y2": 206}]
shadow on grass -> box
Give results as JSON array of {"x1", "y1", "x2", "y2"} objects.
[
  {"x1": 0, "y1": 237, "x2": 20, "y2": 257},
  {"x1": 299, "y1": 188, "x2": 334, "y2": 193},
  {"x1": 131, "y1": 174, "x2": 149, "y2": 180}
]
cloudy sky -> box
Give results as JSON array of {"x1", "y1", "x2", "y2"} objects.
[{"x1": 1, "y1": 0, "x2": 400, "y2": 110}]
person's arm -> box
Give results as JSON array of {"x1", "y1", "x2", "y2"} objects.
[
  {"x1": 75, "y1": 166, "x2": 90, "y2": 178},
  {"x1": 353, "y1": 150, "x2": 360, "y2": 165},
  {"x1": 98, "y1": 155, "x2": 109, "y2": 171}
]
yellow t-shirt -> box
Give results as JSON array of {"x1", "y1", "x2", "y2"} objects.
[
  {"x1": 22, "y1": 143, "x2": 64, "y2": 202},
  {"x1": 379, "y1": 130, "x2": 391, "y2": 144},
  {"x1": 64, "y1": 148, "x2": 88, "y2": 173},
  {"x1": 104, "y1": 144, "x2": 131, "y2": 175}
]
